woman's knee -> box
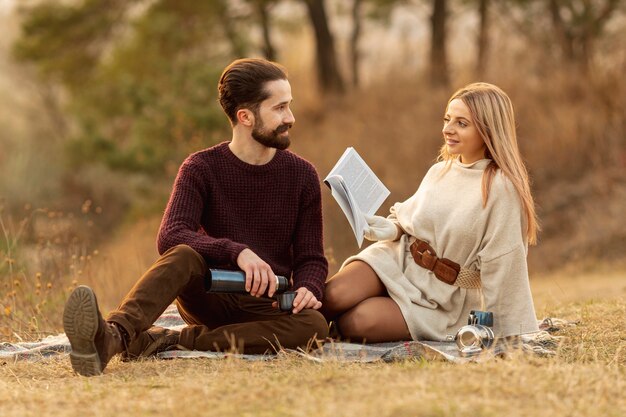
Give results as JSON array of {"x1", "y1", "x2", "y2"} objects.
[
  {"x1": 337, "y1": 307, "x2": 379, "y2": 342},
  {"x1": 323, "y1": 277, "x2": 346, "y2": 311},
  {"x1": 321, "y1": 275, "x2": 362, "y2": 321},
  {"x1": 322, "y1": 262, "x2": 385, "y2": 318}
]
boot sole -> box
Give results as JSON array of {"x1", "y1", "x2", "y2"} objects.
[{"x1": 63, "y1": 286, "x2": 102, "y2": 376}]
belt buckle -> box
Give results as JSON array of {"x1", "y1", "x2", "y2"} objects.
[
  {"x1": 416, "y1": 245, "x2": 437, "y2": 270},
  {"x1": 414, "y1": 241, "x2": 434, "y2": 257},
  {"x1": 416, "y1": 247, "x2": 433, "y2": 257}
]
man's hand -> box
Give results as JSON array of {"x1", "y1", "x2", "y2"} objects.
[
  {"x1": 236, "y1": 248, "x2": 277, "y2": 297},
  {"x1": 291, "y1": 287, "x2": 321, "y2": 314},
  {"x1": 272, "y1": 287, "x2": 321, "y2": 313},
  {"x1": 364, "y1": 214, "x2": 399, "y2": 241}
]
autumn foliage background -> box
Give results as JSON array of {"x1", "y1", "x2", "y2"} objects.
[{"x1": 0, "y1": 0, "x2": 624, "y2": 338}]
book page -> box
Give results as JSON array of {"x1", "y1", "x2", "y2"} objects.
[
  {"x1": 325, "y1": 175, "x2": 365, "y2": 247},
  {"x1": 326, "y1": 148, "x2": 390, "y2": 215},
  {"x1": 324, "y1": 148, "x2": 390, "y2": 247}
]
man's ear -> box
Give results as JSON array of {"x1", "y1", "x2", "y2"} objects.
[{"x1": 236, "y1": 109, "x2": 254, "y2": 127}]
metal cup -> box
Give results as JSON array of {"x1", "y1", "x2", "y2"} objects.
[
  {"x1": 455, "y1": 324, "x2": 495, "y2": 352},
  {"x1": 455, "y1": 310, "x2": 495, "y2": 355},
  {"x1": 277, "y1": 291, "x2": 296, "y2": 313}
]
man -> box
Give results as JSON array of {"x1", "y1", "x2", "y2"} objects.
[{"x1": 63, "y1": 58, "x2": 329, "y2": 376}]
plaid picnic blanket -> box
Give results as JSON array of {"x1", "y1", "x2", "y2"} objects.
[{"x1": 0, "y1": 305, "x2": 573, "y2": 363}]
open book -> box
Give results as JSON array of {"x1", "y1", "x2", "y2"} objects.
[{"x1": 324, "y1": 147, "x2": 390, "y2": 247}]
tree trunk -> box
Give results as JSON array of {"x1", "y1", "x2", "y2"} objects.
[
  {"x1": 216, "y1": 0, "x2": 247, "y2": 58},
  {"x1": 303, "y1": 0, "x2": 345, "y2": 93},
  {"x1": 256, "y1": 0, "x2": 276, "y2": 61},
  {"x1": 350, "y1": 0, "x2": 363, "y2": 88},
  {"x1": 429, "y1": 0, "x2": 449, "y2": 88},
  {"x1": 548, "y1": 0, "x2": 575, "y2": 63},
  {"x1": 475, "y1": 0, "x2": 489, "y2": 78}
]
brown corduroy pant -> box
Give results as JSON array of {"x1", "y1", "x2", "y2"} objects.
[{"x1": 107, "y1": 245, "x2": 328, "y2": 354}]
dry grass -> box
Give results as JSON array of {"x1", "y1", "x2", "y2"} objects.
[
  {"x1": 0, "y1": 209, "x2": 160, "y2": 340},
  {"x1": 0, "y1": 353, "x2": 624, "y2": 417},
  {"x1": 1, "y1": 258, "x2": 624, "y2": 417},
  {"x1": 0, "y1": 350, "x2": 624, "y2": 416}
]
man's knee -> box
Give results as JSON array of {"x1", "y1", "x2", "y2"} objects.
[
  {"x1": 162, "y1": 245, "x2": 206, "y2": 271},
  {"x1": 293, "y1": 309, "x2": 329, "y2": 343},
  {"x1": 163, "y1": 244, "x2": 198, "y2": 259}
]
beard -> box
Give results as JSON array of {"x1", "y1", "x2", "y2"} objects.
[{"x1": 251, "y1": 121, "x2": 292, "y2": 150}]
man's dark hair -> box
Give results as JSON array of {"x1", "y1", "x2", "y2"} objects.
[{"x1": 218, "y1": 58, "x2": 288, "y2": 125}]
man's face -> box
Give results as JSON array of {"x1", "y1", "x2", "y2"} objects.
[{"x1": 251, "y1": 79, "x2": 295, "y2": 150}]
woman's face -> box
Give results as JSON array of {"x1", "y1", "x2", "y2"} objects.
[{"x1": 442, "y1": 99, "x2": 486, "y2": 164}]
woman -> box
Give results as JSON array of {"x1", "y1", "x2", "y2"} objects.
[{"x1": 322, "y1": 83, "x2": 540, "y2": 343}]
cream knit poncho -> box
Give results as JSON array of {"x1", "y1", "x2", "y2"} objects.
[{"x1": 343, "y1": 158, "x2": 539, "y2": 340}]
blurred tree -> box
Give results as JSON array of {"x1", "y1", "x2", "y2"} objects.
[
  {"x1": 548, "y1": 0, "x2": 621, "y2": 75},
  {"x1": 351, "y1": 0, "x2": 363, "y2": 87},
  {"x1": 13, "y1": 0, "x2": 135, "y2": 89},
  {"x1": 349, "y1": 0, "x2": 405, "y2": 88},
  {"x1": 302, "y1": 0, "x2": 345, "y2": 93},
  {"x1": 429, "y1": 0, "x2": 449, "y2": 87},
  {"x1": 475, "y1": 0, "x2": 490, "y2": 77},
  {"x1": 13, "y1": 0, "x2": 252, "y2": 175},
  {"x1": 503, "y1": 0, "x2": 623, "y2": 76},
  {"x1": 216, "y1": 0, "x2": 249, "y2": 58},
  {"x1": 248, "y1": 0, "x2": 278, "y2": 61}
]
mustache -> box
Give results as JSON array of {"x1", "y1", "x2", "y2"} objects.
[{"x1": 275, "y1": 123, "x2": 292, "y2": 134}]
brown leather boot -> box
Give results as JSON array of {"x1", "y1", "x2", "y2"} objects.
[
  {"x1": 63, "y1": 286, "x2": 124, "y2": 376},
  {"x1": 121, "y1": 326, "x2": 181, "y2": 361}
]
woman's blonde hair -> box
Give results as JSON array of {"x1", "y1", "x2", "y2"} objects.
[{"x1": 437, "y1": 82, "x2": 540, "y2": 245}]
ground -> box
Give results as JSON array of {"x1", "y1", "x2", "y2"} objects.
[{"x1": 0, "y1": 266, "x2": 624, "y2": 417}]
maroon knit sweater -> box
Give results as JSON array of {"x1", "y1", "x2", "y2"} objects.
[{"x1": 157, "y1": 142, "x2": 327, "y2": 300}]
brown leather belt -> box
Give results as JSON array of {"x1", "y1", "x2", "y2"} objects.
[{"x1": 409, "y1": 238, "x2": 461, "y2": 285}]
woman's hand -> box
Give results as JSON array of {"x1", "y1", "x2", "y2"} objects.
[{"x1": 364, "y1": 215, "x2": 400, "y2": 241}]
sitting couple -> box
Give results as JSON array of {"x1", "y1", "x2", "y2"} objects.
[{"x1": 63, "y1": 58, "x2": 540, "y2": 376}]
